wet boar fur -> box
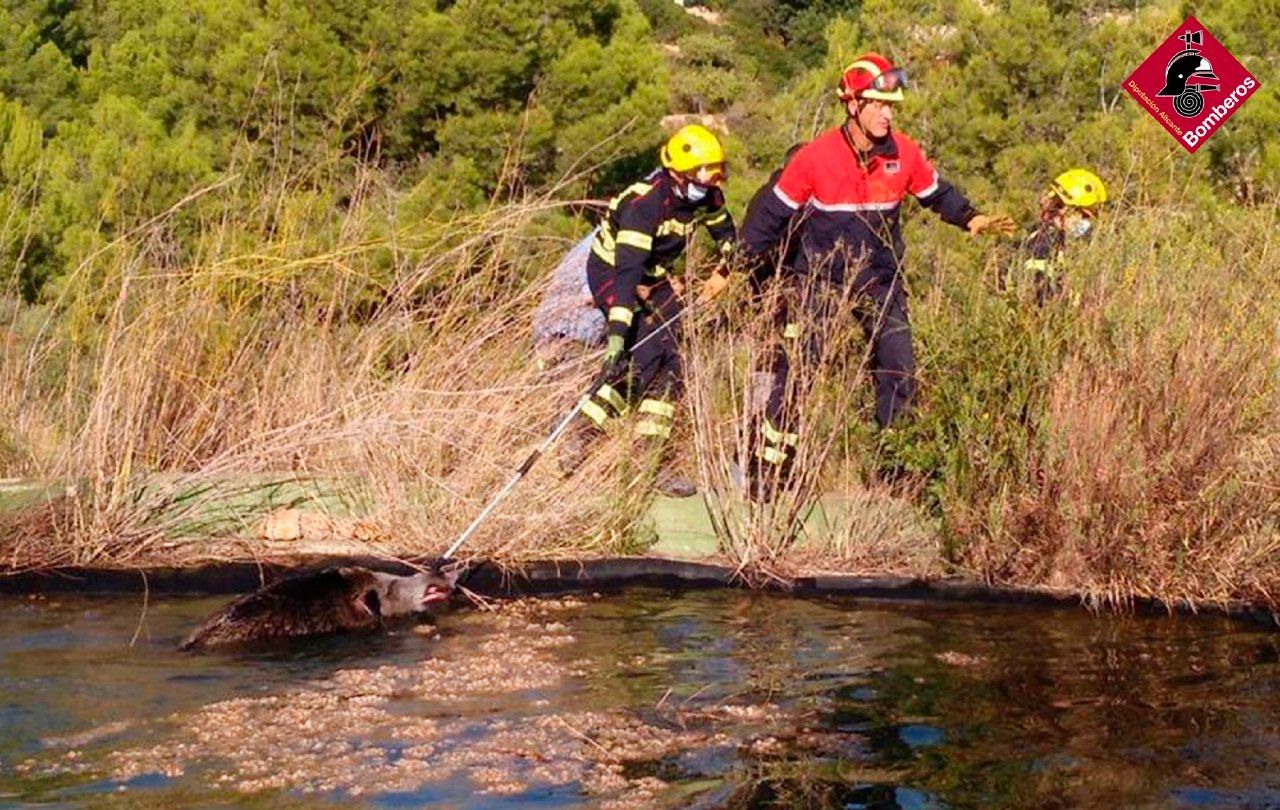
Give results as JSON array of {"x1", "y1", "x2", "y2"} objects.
[{"x1": 180, "y1": 566, "x2": 457, "y2": 650}]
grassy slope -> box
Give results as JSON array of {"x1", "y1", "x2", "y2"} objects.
[
  {"x1": 0, "y1": 3, "x2": 1276, "y2": 608},
  {"x1": 0, "y1": 178, "x2": 1274, "y2": 608}
]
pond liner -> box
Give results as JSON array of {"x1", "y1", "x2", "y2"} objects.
[{"x1": 0, "y1": 556, "x2": 1275, "y2": 630}]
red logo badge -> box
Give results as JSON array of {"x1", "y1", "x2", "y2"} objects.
[{"x1": 1124, "y1": 16, "x2": 1260, "y2": 153}]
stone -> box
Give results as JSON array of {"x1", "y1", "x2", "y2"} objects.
[{"x1": 261, "y1": 508, "x2": 302, "y2": 541}]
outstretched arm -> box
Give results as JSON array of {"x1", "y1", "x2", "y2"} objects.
[
  {"x1": 914, "y1": 171, "x2": 979, "y2": 229},
  {"x1": 745, "y1": 186, "x2": 808, "y2": 258},
  {"x1": 909, "y1": 147, "x2": 1013, "y2": 236},
  {"x1": 742, "y1": 154, "x2": 813, "y2": 264}
]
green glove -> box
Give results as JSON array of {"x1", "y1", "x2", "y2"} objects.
[{"x1": 604, "y1": 334, "x2": 626, "y2": 365}]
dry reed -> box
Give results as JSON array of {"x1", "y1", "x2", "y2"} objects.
[{"x1": 0, "y1": 158, "x2": 1276, "y2": 609}]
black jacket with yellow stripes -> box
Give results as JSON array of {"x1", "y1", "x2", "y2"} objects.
[
  {"x1": 1022, "y1": 222, "x2": 1065, "y2": 270},
  {"x1": 1018, "y1": 221, "x2": 1067, "y2": 302},
  {"x1": 587, "y1": 169, "x2": 736, "y2": 338}
]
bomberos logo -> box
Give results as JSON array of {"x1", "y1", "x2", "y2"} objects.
[{"x1": 1124, "y1": 16, "x2": 1260, "y2": 153}]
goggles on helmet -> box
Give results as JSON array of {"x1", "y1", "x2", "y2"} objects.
[
  {"x1": 691, "y1": 161, "x2": 728, "y2": 186},
  {"x1": 1053, "y1": 185, "x2": 1100, "y2": 215},
  {"x1": 870, "y1": 67, "x2": 909, "y2": 93}
]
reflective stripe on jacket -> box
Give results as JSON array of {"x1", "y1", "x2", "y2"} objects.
[
  {"x1": 588, "y1": 169, "x2": 736, "y2": 337},
  {"x1": 742, "y1": 126, "x2": 975, "y2": 286}
]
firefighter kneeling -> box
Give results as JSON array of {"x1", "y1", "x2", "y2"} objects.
[{"x1": 557, "y1": 124, "x2": 737, "y2": 498}]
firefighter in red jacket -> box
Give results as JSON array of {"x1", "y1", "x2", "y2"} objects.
[
  {"x1": 557, "y1": 124, "x2": 736, "y2": 497},
  {"x1": 740, "y1": 52, "x2": 1014, "y2": 491}
]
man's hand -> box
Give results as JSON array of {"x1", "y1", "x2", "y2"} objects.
[
  {"x1": 967, "y1": 214, "x2": 1016, "y2": 237},
  {"x1": 697, "y1": 270, "x2": 731, "y2": 304}
]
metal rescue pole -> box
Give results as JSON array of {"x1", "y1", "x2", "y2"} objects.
[
  {"x1": 441, "y1": 301, "x2": 698, "y2": 561},
  {"x1": 440, "y1": 396, "x2": 588, "y2": 559}
]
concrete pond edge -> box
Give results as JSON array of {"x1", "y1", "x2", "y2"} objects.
[{"x1": 0, "y1": 556, "x2": 1275, "y2": 631}]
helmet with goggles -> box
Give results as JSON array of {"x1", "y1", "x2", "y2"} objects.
[
  {"x1": 661, "y1": 124, "x2": 728, "y2": 186},
  {"x1": 838, "y1": 53, "x2": 908, "y2": 103},
  {"x1": 1051, "y1": 168, "x2": 1107, "y2": 210}
]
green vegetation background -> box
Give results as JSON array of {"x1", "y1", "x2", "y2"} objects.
[
  {"x1": 3, "y1": 0, "x2": 1273, "y2": 293},
  {"x1": 0, "y1": 0, "x2": 1277, "y2": 603}
]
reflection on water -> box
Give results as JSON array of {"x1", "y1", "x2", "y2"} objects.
[{"x1": 0, "y1": 589, "x2": 1276, "y2": 808}]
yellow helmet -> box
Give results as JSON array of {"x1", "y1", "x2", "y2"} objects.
[
  {"x1": 661, "y1": 124, "x2": 726, "y2": 174},
  {"x1": 1052, "y1": 169, "x2": 1108, "y2": 209}
]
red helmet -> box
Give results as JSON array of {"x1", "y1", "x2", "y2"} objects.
[{"x1": 838, "y1": 52, "x2": 908, "y2": 103}]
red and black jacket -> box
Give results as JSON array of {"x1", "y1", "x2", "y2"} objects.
[
  {"x1": 587, "y1": 170, "x2": 736, "y2": 338},
  {"x1": 742, "y1": 125, "x2": 976, "y2": 287}
]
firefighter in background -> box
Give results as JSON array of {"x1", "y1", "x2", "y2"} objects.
[
  {"x1": 740, "y1": 52, "x2": 1015, "y2": 495},
  {"x1": 557, "y1": 124, "x2": 736, "y2": 498},
  {"x1": 1018, "y1": 168, "x2": 1108, "y2": 304}
]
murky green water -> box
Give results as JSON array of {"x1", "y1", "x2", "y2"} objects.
[{"x1": 0, "y1": 589, "x2": 1276, "y2": 808}]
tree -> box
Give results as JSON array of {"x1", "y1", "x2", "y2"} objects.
[
  {"x1": 0, "y1": 7, "x2": 80, "y2": 128},
  {"x1": 39, "y1": 94, "x2": 215, "y2": 274},
  {"x1": 0, "y1": 96, "x2": 47, "y2": 299}
]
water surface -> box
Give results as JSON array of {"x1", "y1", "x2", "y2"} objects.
[{"x1": 1, "y1": 589, "x2": 1276, "y2": 808}]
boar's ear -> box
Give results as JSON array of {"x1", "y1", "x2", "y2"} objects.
[{"x1": 355, "y1": 588, "x2": 382, "y2": 617}]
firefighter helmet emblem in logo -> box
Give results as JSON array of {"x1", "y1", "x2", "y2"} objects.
[
  {"x1": 1157, "y1": 30, "x2": 1220, "y2": 117},
  {"x1": 1124, "y1": 16, "x2": 1260, "y2": 153}
]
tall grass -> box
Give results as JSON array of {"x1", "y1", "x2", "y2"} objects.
[
  {"x1": 911, "y1": 200, "x2": 1280, "y2": 606},
  {"x1": 0, "y1": 165, "x2": 656, "y2": 569},
  {"x1": 0, "y1": 156, "x2": 1276, "y2": 608},
  {"x1": 681, "y1": 258, "x2": 941, "y2": 582}
]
